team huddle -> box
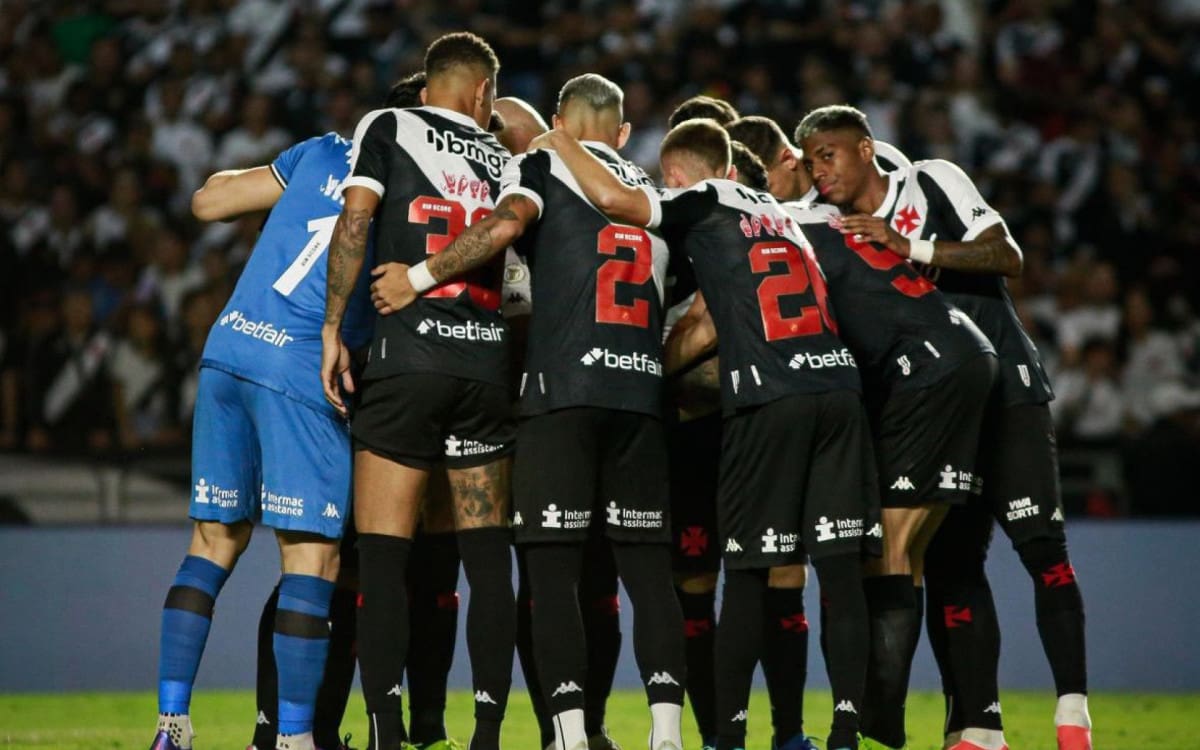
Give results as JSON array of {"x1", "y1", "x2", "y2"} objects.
[{"x1": 150, "y1": 31, "x2": 1092, "y2": 750}]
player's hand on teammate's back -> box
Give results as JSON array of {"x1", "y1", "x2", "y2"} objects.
[
  {"x1": 838, "y1": 213, "x2": 909, "y2": 256},
  {"x1": 525, "y1": 129, "x2": 561, "y2": 153},
  {"x1": 320, "y1": 325, "x2": 355, "y2": 418},
  {"x1": 370, "y1": 262, "x2": 419, "y2": 315}
]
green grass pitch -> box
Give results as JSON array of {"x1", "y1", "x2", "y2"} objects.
[{"x1": 1, "y1": 690, "x2": 1196, "y2": 749}]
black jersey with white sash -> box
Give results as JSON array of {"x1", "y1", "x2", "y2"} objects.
[
  {"x1": 873, "y1": 160, "x2": 1053, "y2": 405},
  {"x1": 345, "y1": 106, "x2": 511, "y2": 386},
  {"x1": 647, "y1": 179, "x2": 860, "y2": 414},
  {"x1": 783, "y1": 201, "x2": 994, "y2": 405},
  {"x1": 498, "y1": 142, "x2": 670, "y2": 418}
]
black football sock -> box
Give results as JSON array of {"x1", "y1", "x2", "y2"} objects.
[
  {"x1": 252, "y1": 584, "x2": 280, "y2": 750},
  {"x1": 814, "y1": 555, "x2": 868, "y2": 750},
  {"x1": 526, "y1": 543, "x2": 587, "y2": 718},
  {"x1": 861, "y1": 574, "x2": 919, "y2": 749},
  {"x1": 313, "y1": 586, "x2": 359, "y2": 750},
  {"x1": 676, "y1": 587, "x2": 718, "y2": 742},
  {"x1": 357, "y1": 533, "x2": 412, "y2": 750},
  {"x1": 925, "y1": 581, "x2": 965, "y2": 736},
  {"x1": 580, "y1": 536, "x2": 621, "y2": 737},
  {"x1": 715, "y1": 568, "x2": 766, "y2": 750},
  {"x1": 406, "y1": 531, "x2": 461, "y2": 745},
  {"x1": 1018, "y1": 537, "x2": 1088, "y2": 696},
  {"x1": 515, "y1": 548, "x2": 555, "y2": 748},
  {"x1": 612, "y1": 543, "x2": 686, "y2": 707},
  {"x1": 763, "y1": 586, "x2": 808, "y2": 743},
  {"x1": 458, "y1": 527, "x2": 515, "y2": 750}
]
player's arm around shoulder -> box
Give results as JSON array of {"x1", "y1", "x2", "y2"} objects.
[
  {"x1": 370, "y1": 191, "x2": 539, "y2": 316},
  {"x1": 191, "y1": 166, "x2": 283, "y2": 222},
  {"x1": 913, "y1": 158, "x2": 1022, "y2": 277},
  {"x1": 527, "y1": 128, "x2": 654, "y2": 227}
]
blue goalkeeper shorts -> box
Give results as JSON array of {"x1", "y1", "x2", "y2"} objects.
[{"x1": 189, "y1": 366, "x2": 350, "y2": 539}]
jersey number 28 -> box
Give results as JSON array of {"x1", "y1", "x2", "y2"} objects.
[{"x1": 749, "y1": 240, "x2": 836, "y2": 341}]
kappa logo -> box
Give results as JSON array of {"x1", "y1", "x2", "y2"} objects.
[
  {"x1": 725, "y1": 537, "x2": 743, "y2": 553},
  {"x1": 387, "y1": 684, "x2": 403, "y2": 696},
  {"x1": 815, "y1": 516, "x2": 837, "y2": 543},
  {"x1": 866, "y1": 522, "x2": 883, "y2": 538},
  {"x1": 984, "y1": 701, "x2": 1002, "y2": 714},
  {"x1": 897, "y1": 354, "x2": 912, "y2": 376},
  {"x1": 891, "y1": 476, "x2": 916, "y2": 491},
  {"x1": 731, "y1": 709, "x2": 748, "y2": 722},
  {"x1": 607, "y1": 501, "x2": 621, "y2": 525},
  {"x1": 425, "y1": 128, "x2": 506, "y2": 179},
  {"x1": 647, "y1": 672, "x2": 680, "y2": 686},
  {"x1": 194, "y1": 478, "x2": 210, "y2": 504},
  {"x1": 835, "y1": 700, "x2": 858, "y2": 714},
  {"x1": 542, "y1": 503, "x2": 563, "y2": 528},
  {"x1": 256, "y1": 710, "x2": 270, "y2": 725},
  {"x1": 474, "y1": 690, "x2": 498, "y2": 705},
  {"x1": 551, "y1": 681, "x2": 583, "y2": 697},
  {"x1": 512, "y1": 511, "x2": 524, "y2": 527},
  {"x1": 971, "y1": 206, "x2": 989, "y2": 219},
  {"x1": 1051, "y1": 507, "x2": 1064, "y2": 522},
  {"x1": 788, "y1": 348, "x2": 857, "y2": 371},
  {"x1": 322, "y1": 503, "x2": 341, "y2": 520},
  {"x1": 1018, "y1": 363, "x2": 1031, "y2": 387}
]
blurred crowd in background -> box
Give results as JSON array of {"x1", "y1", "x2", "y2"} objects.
[{"x1": 1, "y1": 0, "x2": 1198, "y2": 516}]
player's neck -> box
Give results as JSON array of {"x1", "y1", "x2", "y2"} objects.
[
  {"x1": 424, "y1": 92, "x2": 478, "y2": 125},
  {"x1": 852, "y1": 173, "x2": 890, "y2": 215}
]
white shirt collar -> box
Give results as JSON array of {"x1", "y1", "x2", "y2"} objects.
[
  {"x1": 418, "y1": 105, "x2": 481, "y2": 130},
  {"x1": 581, "y1": 140, "x2": 621, "y2": 159},
  {"x1": 872, "y1": 172, "x2": 901, "y2": 218}
]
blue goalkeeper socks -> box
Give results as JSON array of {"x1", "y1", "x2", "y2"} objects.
[
  {"x1": 158, "y1": 555, "x2": 231, "y2": 714},
  {"x1": 274, "y1": 573, "x2": 335, "y2": 736}
]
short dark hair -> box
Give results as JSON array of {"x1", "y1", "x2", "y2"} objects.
[
  {"x1": 424, "y1": 32, "x2": 500, "y2": 79},
  {"x1": 668, "y1": 95, "x2": 739, "y2": 129},
  {"x1": 725, "y1": 116, "x2": 789, "y2": 166},
  {"x1": 794, "y1": 104, "x2": 873, "y2": 143},
  {"x1": 558, "y1": 73, "x2": 623, "y2": 115},
  {"x1": 385, "y1": 71, "x2": 426, "y2": 108},
  {"x1": 730, "y1": 141, "x2": 769, "y2": 192},
  {"x1": 487, "y1": 111, "x2": 506, "y2": 133},
  {"x1": 660, "y1": 118, "x2": 731, "y2": 174}
]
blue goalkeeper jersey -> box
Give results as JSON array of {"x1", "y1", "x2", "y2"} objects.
[{"x1": 202, "y1": 133, "x2": 374, "y2": 416}]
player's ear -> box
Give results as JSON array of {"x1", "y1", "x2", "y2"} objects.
[
  {"x1": 474, "y1": 77, "x2": 490, "y2": 105},
  {"x1": 726, "y1": 163, "x2": 739, "y2": 182},
  {"x1": 419, "y1": 87, "x2": 428, "y2": 105},
  {"x1": 859, "y1": 136, "x2": 875, "y2": 164},
  {"x1": 552, "y1": 113, "x2": 563, "y2": 130},
  {"x1": 780, "y1": 146, "x2": 797, "y2": 170},
  {"x1": 616, "y1": 122, "x2": 631, "y2": 149}
]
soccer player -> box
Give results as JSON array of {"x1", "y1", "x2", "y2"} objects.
[
  {"x1": 538, "y1": 118, "x2": 874, "y2": 750},
  {"x1": 321, "y1": 33, "x2": 515, "y2": 750},
  {"x1": 370, "y1": 72, "x2": 687, "y2": 750},
  {"x1": 798, "y1": 105, "x2": 1092, "y2": 750},
  {"x1": 667, "y1": 95, "x2": 740, "y2": 129},
  {"x1": 150, "y1": 129, "x2": 373, "y2": 750}
]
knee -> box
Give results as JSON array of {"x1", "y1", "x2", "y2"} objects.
[
  {"x1": 767, "y1": 563, "x2": 807, "y2": 588},
  {"x1": 190, "y1": 520, "x2": 252, "y2": 567},
  {"x1": 278, "y1": 532, "x2": 341, "y2": 581}
]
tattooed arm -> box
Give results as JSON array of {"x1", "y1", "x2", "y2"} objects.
[
  {"x1": 837, "y1": 216, "x2": 1022, "y2": 277},
  {"x1": 321, "y1": 185, "x2": 379, "y2": 415},
  {"x1": 369, "y1": 193, "x2": 538, "y2": 315}
]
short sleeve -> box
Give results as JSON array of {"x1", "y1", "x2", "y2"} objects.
[
  {"x1": 496, "y1": 150, "x2": 549, "y2": 218},
  {"x1": 918, "y1": 160, "x2": 1004, "y2": 241},
  {"x1": 269, "y1": 137, "x2": 319, "y2": 188},
  {"x1": 652, "y1": 184, "x2": 716, "y2": 232},
  {"x1": 344, "y1": 109, "x2": 396, "y2": 197}
]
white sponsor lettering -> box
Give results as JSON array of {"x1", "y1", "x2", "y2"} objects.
[
  {"x1": 416, "y1": 318, "x2": 505, "y2": 342},
  {"x1": 444, "y1": 434, "x2": 503, "y2": 458},
  {"x1": 219, "y1": 310, "x2": 294, "y2": 347},
  {"x1": 425, "y1": 128, "x2": 506, "y2": 179},
  {"x1": 761, "y1": 527, "x2": 799, "y2": 554},
  {"x1": 579, "y1": 347, "x2": 663, "y2": 376},
  {"x1": 263, "y1": 485, "x2": 305, "y2": 517},
  {"x1": 789, "y1": 347, "x2": 857, "y2": 371},
  {"x1": 605, "y1": 502, "x2": 663, "y2": 529},
  {"x1": 938, "y1": 464, "x2": 975, "y2": 491},
  {"x1": 194, "y1": 477, "x2": 239, "y2": 508},
  {"x1": 1006, "y1": 496, "x2": 1041, "y2": 522}
]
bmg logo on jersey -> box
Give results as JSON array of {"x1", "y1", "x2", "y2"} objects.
[
  {"x1": 580, "y1": 347, "x2": 663, "y2": 376},
  {"x1": 788, "y1": 347, "x2": 857, "y2": 371},
  {"x1": 426, "y1": 128, "x2": 505, "y2": 179},
  {"x1": 417, "y1": 318, "x2": 505, "y2": 342},
  {"x1": 219, "y1": 309, "x2": 294, "y2": 348}
]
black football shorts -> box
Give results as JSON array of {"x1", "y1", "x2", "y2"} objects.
[{"x1": 668, "y1": 411, "x2": 722, "y2": 575}]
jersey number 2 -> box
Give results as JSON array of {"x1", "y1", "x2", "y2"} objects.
[
  {"x1": 596, "y1": 224, "x2": 653, "y2": 328},
  {"x1": 749, "y1": 240, "x2": 835, "y2": 341}
]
